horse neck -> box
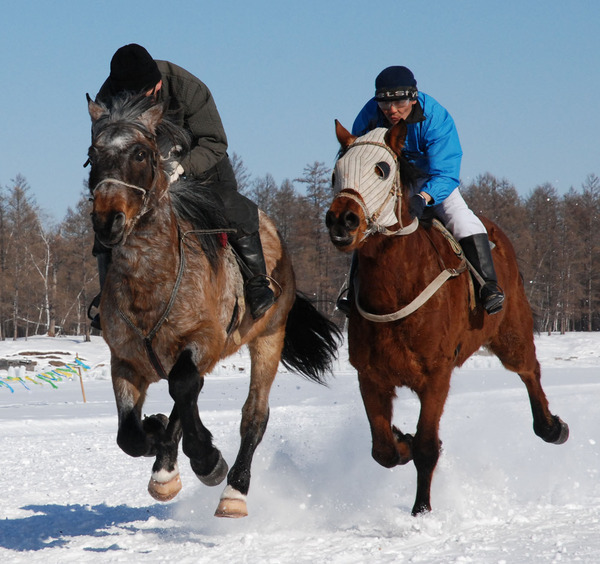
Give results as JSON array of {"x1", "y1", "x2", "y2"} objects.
[
  {"x1": 357, "y1": 227, "x2": 435, "y2": 294},
  {"x1": 113, "y1": 197, "x2": 180, "y2": 279}
]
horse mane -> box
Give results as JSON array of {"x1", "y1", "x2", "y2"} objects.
[
  {"x1": 169, "y1": 180, "x2": 229, "y2": 267},
  {"x1": 93, "y1": 94, "x2": 192, "y2": 161}
]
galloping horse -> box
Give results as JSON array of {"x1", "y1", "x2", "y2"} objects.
[
  {"x1": 86, "y1": 94, "x2": 340, "y2": 518},
  {"x1": 326, "y1": 120, "x2": 569, "y2": 516}
]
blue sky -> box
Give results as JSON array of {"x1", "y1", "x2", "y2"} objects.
[{"x1": 2, "y1": 0, "x2": 598, "y2": 222}]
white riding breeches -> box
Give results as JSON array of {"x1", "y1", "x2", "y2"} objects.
[{"x1": 433, "y1": 188, "x2": 487, "y2": 240}]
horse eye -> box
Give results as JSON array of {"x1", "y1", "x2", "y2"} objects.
[
  {"x1": 374, "y1": 161, "x2": 391, "y2": 179},
  {"x1": 135, "y1": 150, "x2": 147, "y2": 162}
]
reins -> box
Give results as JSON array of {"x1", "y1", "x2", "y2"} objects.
[
  {"x1": 334, "y1": 139, "x2": 467, "y2": 322},
  {"x1": 115, "y1": 224, "x2": 236, "y2": 379},
  {"x1": 93, "y1": 169, "x2": 240, "y2": 379},
  {"x1": 354, "y1": 220, "x2": 468, "y2": 323}
]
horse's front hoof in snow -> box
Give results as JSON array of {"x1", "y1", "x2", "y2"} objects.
[
  {"x1": 214, "y1": 485, "x2": 248, "y2": 518},
  {"x1": 148, "y1": 467, "x2": 182, "y2": 502}
]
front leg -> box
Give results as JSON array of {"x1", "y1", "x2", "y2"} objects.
[
  {"x1": 168, "y1": 347, "x2": 228, "y2": 487},
  {"x1": 358, "y1": 373, "x2": 413, "y2": 467},
  {"x1": 145, "y1": 407, "x2": 184, "y2": 501},
  {"x1": 112, "y1": 359, "x2": 154, "y2": 458}
]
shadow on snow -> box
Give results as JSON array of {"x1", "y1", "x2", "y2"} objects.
[{"x1": 0, "y1": 502, "x2": 175, "y2": 552}]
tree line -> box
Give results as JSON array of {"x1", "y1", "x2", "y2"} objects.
[{"x1": 1, "y1": 164, "x2": 599, "y2": 340}]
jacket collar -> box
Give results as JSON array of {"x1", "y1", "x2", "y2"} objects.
[{"x1": 405, "y1": 100, "x2": 425, "y2": 124}]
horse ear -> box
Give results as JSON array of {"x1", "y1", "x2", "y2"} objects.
[
  {"x1": 138, "y1": 102, "x2": 166, "y2": 135},
  {"x1": 87, "y1": 94, "x2": 106, "y2": 123},
  {"x1": 335, "y1": 119, "x2": 357, "y2": 149},
  {"x1": 385, "y1": 120, "x2": 408, "y2": 155}
]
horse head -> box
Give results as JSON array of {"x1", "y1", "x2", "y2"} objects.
[
  {"x1": 326, "y1": 120, "x2": 414, "y2": 252},
  {"x1": 86, "y1": 94, "x2": 176, "y2": 247}
]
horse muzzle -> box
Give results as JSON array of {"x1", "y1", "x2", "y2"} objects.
[
  {"x1": 325, "y1": 209, "x2": 360, "y2": 249},
  {"x1": 92, "y1": 211, "x2": 127, "y2": 247}
]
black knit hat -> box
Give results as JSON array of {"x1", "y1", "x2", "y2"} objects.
[
  {"x1": 374, "y1": 66, "x2": 418, "y2": 101},
  {"x1": 108, "y1": 44, "x2": 162, "y2": 93}
]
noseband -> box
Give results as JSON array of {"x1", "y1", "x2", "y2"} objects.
[{"x1": 334, "y1": 140, "x2": 419, "y2": 240}]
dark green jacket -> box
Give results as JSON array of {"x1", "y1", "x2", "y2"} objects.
[{"x1": 97, "y1": 60, "x2": 229, "y2": 177}]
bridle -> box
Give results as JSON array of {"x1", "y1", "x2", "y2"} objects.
[
  {"x1": 333, "y1": 139, "x2": 419, "y2": 242},
  {"x1": 89, "y1": 125, "x2": 167, "y2": 247},
  {"x1": 332, "y1": 138, "x2": 467, "y2": 322}
]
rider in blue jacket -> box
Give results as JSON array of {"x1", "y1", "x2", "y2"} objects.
[{"x1": 338, "y1": 66, "x2": 504, "y2": 315}]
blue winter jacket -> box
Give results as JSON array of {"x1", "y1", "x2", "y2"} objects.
[{"x1": 352, "y1": 92, "x2": 462, "y2": 205}]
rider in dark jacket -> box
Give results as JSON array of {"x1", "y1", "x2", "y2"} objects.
[{"x1": 89, "y1": 44, "x2": 275, "y2": 327}]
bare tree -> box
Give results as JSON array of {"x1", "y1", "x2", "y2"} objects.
[
  {"x1": 231, "y1": 152, "x2": 252, "y2": 195},
  {"x1": 58, "y1": 190, "x2": 96, "y2": 339},
  {"x1": 3, "y1": 176, "x2": 44, "y2": 339}
]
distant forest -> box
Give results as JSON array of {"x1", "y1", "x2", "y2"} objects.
[{"x1": 1, "y1": 155, "x2": 600, "y2": 340}]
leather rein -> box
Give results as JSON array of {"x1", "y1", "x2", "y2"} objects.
[
  {"x1": 92, "y1": 175, "x2": 235, "y2": 379},
  {"x1": 334, "y1": 139, "x2": 467, "y2": 323}
]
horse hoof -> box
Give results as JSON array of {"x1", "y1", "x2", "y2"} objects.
[
  {"x1": 195, "y1": 452, "x2": 229, "y2": 486},
  {"x1": 551, "y1": 416, "x2": 569, "y2": 445},
  {"x1": 148, "y1": 472, "x2": 182, "y2": 502},
  {"x1": 214, "y1": 485, "x2": 248, "y2": 518}
]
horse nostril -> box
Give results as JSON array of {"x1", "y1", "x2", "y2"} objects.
[
  {"x1": 113, "y1": 212, "x2": 126, "y2": 232},
  {"x1": 344, "y1": 211, "x2": 359, "y2": 230}
]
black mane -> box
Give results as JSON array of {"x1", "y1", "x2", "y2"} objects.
[{"x1": 170, "y1": 180, "x2": 230, "y2": 267}]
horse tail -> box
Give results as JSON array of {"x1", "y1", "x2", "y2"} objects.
[{"x1": 281, "y1": 293, "x2": 342, "y2": 385}]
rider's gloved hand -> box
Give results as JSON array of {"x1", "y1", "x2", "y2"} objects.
[
  {"x1": 409, "y1": 193, "x2": 427, "y2": 219},
  {"x1": 168, "y1": 162, "x2": 184, "y2": 184}
]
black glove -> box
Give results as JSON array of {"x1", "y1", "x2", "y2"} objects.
[{"x1": 409, "y1": 194, "x2": 427, "y2": 219}]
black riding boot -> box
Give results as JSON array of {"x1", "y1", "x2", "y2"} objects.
[
  {"x1": 88, "y1": 251, "x2": 112, "y2": 330},
  {"x1": 459, "y1": 234, "x2": 505, "y2": 315},
  {"x1": 336, "y1": 252, "x2": 357, "y2": 317},
  {"x1": 231, "y1": 232, "x2": 276, "y2": 319}
]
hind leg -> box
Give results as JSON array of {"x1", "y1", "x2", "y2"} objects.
[
  {"x1": 215, "y1": 331, "x2": 283, "y2": 518},
  {"x1": 358, "y1": 371, "x2": 413, "y2": 468},
  {"x1": 489, "y1": 324, "x2": 569, "y2": 445},
  {"x1": 168, "y1": 348, "x2": 229, "y2": 487}
]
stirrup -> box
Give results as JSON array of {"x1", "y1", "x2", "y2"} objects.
[
  {"x1": 335, "y1": 287, "x2": 351, "y2": 316},
  {"x1": 480, "y1": 283, "x2": 504, "y2": 315},
  {"x1": 87, "y1": 293, "x2": 102, "y2": 330},
  {"x1": 245, "y1": 275, "x2": 276, "y2": 319}
]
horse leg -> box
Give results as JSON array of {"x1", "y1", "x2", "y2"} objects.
[
  {"x1": 112, "y1": 361, "x2": 185, "y2": 500},
  {"x1": 411, "y1": 380, "x2": 450, "y2": 516},
  {"x1": 112, "y1": 362, "x2": 155, "y2": 458},
  {"x1": 168, "y1": 348, "x2": 229, "y2": 487},
  {"x1": 215, "y1": 332, "x2": 282, "y2": 518},
  {"x1": 358, "y1": 372, "x2": 413, "y2": 468},
  {"x1": 489, "y1": 331, "x2": 569, "y2": 444},
  {"x1": 145, "y1": 406, "x2": 184, "y2": 501}
]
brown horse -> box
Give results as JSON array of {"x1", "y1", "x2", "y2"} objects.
[
  {"x1": 86, "y1": 94, "x2": 340, "y2": 518},
  {"x1": 326, "y1": 120, "x2": 568, "y2": 516}
]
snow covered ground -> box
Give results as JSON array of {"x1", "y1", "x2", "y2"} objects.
[{"x1": 0, "y1": 331, "x2": 598, "y2": 563}]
